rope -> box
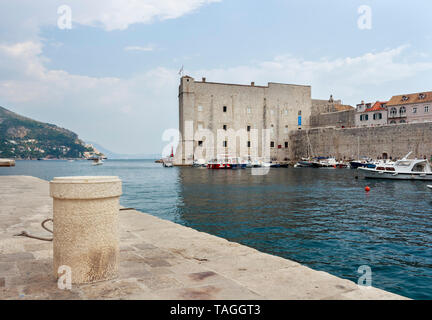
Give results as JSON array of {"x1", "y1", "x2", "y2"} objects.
[
  {"x1": 13, "y1": 208, "x2": 135, "y2": 242},
  {"x1": 14, "y1": 218, "x2": 53, "y2": 241}
]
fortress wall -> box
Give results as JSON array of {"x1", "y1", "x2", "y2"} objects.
[{"x1": 289, "y1": 122, "x2": 432, "y2": 160}]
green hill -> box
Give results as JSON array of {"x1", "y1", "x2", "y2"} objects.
[{"x1": 0, "y1": 106, "x2": 99, "y2": 159}]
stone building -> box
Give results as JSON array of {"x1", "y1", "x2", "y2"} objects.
[
  {"x1": 355, "y1": 101, "x2": 388, "y2": 127},
  {"x1": 310, "y1": 96, "x2": 355, "y2": 128},
  {"x1": 174, "y1": 76, "x2": 312, "y2": 165},
  {"x1": 387, "y1": 91, "x2": 432, "y2": 124}
]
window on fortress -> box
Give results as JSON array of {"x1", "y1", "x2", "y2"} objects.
[
  {"x1": 400, "y1": 107, "x2": 406, "y2": 115},
  {"x1": 390, "y1": 108, "x2": 397, "y2": 116},
  {"x1": 270, "y1": 141, "x2": 275, "y2": 148},
  {"x1": 247, "y1": 125, "x2": 251, "y2": 132},
  {"x1": 285, "y1": 142, "x2": 288, "y2": 148},
  {"x1": 247, "y1": 107, "x2": 251, "y2": 114},
  {"x1": 400, "y1": 120, "x2": 406, "y2": 124},
  {"x1": 198, "y1": 105, "x2": 203, "y2": 111},
  {"x1": 413, "y1": 107, "x2": 417, "y2": 114},
  {"x1": 247, "y1": 141, "x2": 251, "y2": 148},
  {"x1": 223, "y1": 106, "x2": 227, "y2": 112},
  {"x1": 425, "y1": 106, "x2": 429, "y2": 113},
  {"x1": 223, "y1": 141, "x2": 227, "y2": 147},
  {"x1": 198, "y1": 141, "x2": 203, "y2": 147},
  {"x1": 223, "y1": 124, "x2": 227, "y2": 130},
  {"x1": 390, "y1": 120, "x2": 396, "y2": 124}
]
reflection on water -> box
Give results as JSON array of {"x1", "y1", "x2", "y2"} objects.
[{"x1": 2, "y1": 160, "x2": 432, "y2": 299}]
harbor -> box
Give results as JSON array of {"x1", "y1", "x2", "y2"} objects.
[
  {"x1": 0, "y1": 175, "x2": 407, "y2": 299},
  {"x1": 2, "y1": 160, "x2": 432, "y2": 299}
]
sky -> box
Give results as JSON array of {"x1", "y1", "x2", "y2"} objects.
[{"x1": 0, "y1": 0, "x2": 431, "y2": 155}]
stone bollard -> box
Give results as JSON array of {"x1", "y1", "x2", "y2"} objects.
[{"x1": 50, "y1": 176, "x2": 122, "y2": 284}]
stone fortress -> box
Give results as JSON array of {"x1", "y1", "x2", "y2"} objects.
[
  {"x1": 174, "y1": 76, "x2": 312, "y2": 165},
  {"x1": 174, "y1": 76, "x2": 432, "y2": 165}
]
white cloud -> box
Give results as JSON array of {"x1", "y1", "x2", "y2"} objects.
[
  {"x1": 191, "y1": 45, "x2": 432, "y2": 103},
  {"x1": 1, "y1": 39, "x2": 431, "y2": 153},
  {"x1": 72, "y1": 0, "x2": 221, "y2": 31}
]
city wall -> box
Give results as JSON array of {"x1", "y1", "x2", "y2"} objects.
[{"x1": 289, "y1": 122, "x2": 432, "y2": 160}]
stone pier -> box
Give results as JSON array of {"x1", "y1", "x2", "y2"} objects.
[{"x1": 0, "y1": 176, "x2": 407, "y2": 300}]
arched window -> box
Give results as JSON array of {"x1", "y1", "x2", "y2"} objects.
[
  {"x1": 400, "y1": 119, "x2": 406, "y2": 123},
  {"x1": 390, "y1": 108, "x2": 397, "y2": 116},
  {"x1": 400, "y1": 106, "x2": 406, "y2": 115},
  {"x1": 390, "y1": 120, "x2": 396, "y2": 124}
]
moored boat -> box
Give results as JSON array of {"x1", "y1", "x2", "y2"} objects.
[
  {"x1": 359, "y1": 152, "x2": 432, "y2": 180},
  {"x1": 0, "y1": 159, "x2": 15, "y2": 167},
  {"x1": 92, "y1": 158, "x2": 103, "y2": 166}
]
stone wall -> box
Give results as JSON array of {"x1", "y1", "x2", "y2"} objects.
[
  {"x1": 289, "y1": 122, "x2": 432, "y2": 160},
  {"x1": 310, "y1": 109, "x2": 355, "y2": 128}
]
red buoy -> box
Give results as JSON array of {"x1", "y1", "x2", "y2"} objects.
[{"x1": 365, "y1": 186, "x2": 371, "y2": 192}]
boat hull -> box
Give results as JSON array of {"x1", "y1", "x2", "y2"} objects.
[{"x1": 359, "y1": 168, "x2": 432, "y2": 180}]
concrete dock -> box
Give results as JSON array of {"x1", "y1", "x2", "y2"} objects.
[{"x1": 0, "y1": 176, "x2": 407, "y2": 300}]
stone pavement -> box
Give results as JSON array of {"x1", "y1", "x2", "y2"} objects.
[{"x1": 0, "y1": 176, "x2": 408, "y2": 300}]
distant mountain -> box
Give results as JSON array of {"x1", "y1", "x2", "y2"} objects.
[
  {"x1": 0, "y1": 106, "x2": 101, "y2": 159},
  {"x1": 87, "y1": 142, "x2": 160, "y2": 159}
]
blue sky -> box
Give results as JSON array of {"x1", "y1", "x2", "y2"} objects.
[{"x1": 0, "y1": 0, "x2": 431, "y2": 154}]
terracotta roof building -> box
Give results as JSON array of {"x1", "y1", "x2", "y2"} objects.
[
  {"x1": 387, "y1": 91, "x2": 432, "y2": 124},
  {"x1": 355, "y1": 101, "x2": 388, "y2": 127}
]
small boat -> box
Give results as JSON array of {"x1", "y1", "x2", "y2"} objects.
[
  {"x1": 230, "y1": 157, "x2": 247, "y2": 169},
  {"x1": 162, "y1": 147, "x2": 175, "y2": 167},
  {"x1": 207, "y1": 154, "x2": 234, "y2": 169},
  {"x1": 163, "y1": 160, "x2": 173, "y2": 167},
  {"x1": 294, "y1": 159, "x2": 314, "y2": 167},
  {"x1": 192, "y1": 159, "x2": 207, "y2": 168},
  {"x1": 92, "y1": 158, "x2": 103, "y2": 166},
  {"x1": 359, "y1": 152, "x2": 432, "y2": 180},
  {"x1": 0, "y1": 159, "x2": 15, "y2": 167},
  {"x1": 427, "y1": 185, "x2": 432, "y2": 190}
]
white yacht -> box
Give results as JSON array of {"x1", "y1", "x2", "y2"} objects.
[
  {"x1": 427, "y1": 185, "x2": 432, "y2": 190},
  {"x1": 359, "y1": 152, "x2": 432, "y2": 180}
]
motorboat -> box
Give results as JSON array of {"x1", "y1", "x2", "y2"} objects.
[
  {"x1": 427, "y1": 185, "x2": 432, "y2": 190},
  {"x1": 92, "y1": 158, "x2": 103, "y2": 166},
  {"x1": 350, "y1": 157, "x2": 374, "y2": 169},
  {"x1": 0, "y1": 158, "x2": 15, "y2": 167},
  {"x1": 230, "y1": 157, "x2": 247, "y2": 169},
  {"x1": 359, "y1": 152, "x2": 432, "y2": 180},
  {"x1": 163, "y1": 160, "x2": 173, "y2": 167},
  {"x1": 294, "y1": 158, "x2": 314, "y2": 167},
  {"x1": 192, "y1": 159, "x2": 206, "y2": 168},
  {"x1": 207, "y1": 159, "x2": 232, "y2": 169}
]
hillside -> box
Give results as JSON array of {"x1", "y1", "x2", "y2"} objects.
[{"x1": 0, "y1": 106, "x2": 102, "y2": 159}]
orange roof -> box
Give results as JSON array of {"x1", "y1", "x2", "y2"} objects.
[
  {"x1": 334, "y1": 104, "x2": 354, "y2": 111},
  {"x1": 387, "y1": 91, "x2": 432, "y2": 106},
  {"x1": 363, "y1": 101, "x2": 387, "y2": 112}
]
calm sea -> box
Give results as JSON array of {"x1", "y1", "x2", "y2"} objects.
[{"x1": 1, "y1": 159, "x2": 432, "y2": 299}]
